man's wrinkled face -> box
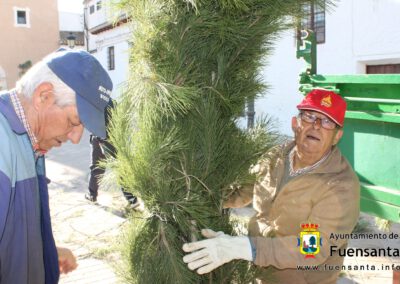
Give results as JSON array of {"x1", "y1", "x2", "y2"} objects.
[
  {"x1": 291, "y1": 110, "x2": 343, "y2": 159},
  {"x1": 37, "y1": 104, "x2": 84, "y2": 150},
  {"x1": 33, "y1": 84, "x2": 84, "y2": 151}
]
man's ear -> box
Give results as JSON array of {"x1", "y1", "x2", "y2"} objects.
[
  {"x1": 291, "y1": 116, "x2": 298, "y2": 132},
  {"x1": 32, "y1": 82, "x2": 55, "y2": 110},
  {"x1": 333, "y1": 129, "x2": 344, "y2": 145}
]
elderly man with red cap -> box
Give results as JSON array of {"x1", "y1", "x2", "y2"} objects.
[{"x1": 182, "y1": 89, "x2": 360, "y2": 284}]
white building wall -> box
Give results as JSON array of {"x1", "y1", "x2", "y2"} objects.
[
  {"x1": 88, "y1": 31, "x2": 97, "y2": 52},
  {"x1": 352, "y1": 0, "x2": 400, "y2": 66},
  {"x1": 257, "y1": 0, "x2": 400, "y2": 136},
  {"x1": 317, "y1": 0, "x2": 355, "y2": 75},
  {"x1": 85, "y1": 0, "x2": 130, "y2": 99},
  {"x1": 86, "y1": 0, "x2": 107, "y2": 29},
  {"x1": 93, "y1": 25, "x2": 131, "y2": 98}
]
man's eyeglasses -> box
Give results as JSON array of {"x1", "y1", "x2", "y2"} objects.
[{"x1": 298, "y1": 112, "x2": 338, "y2": 130}]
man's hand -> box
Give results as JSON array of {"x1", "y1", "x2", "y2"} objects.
[
  {"x1": 57, "y1": 247, "x2": 78, "y2": 274},
  {"x1": 182, "y1": 229, "x2": 252, "y2": 274}
]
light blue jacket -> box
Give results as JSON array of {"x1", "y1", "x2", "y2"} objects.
[{"x1": 0, "y1": 91, "x2": 59, "y2": 284}]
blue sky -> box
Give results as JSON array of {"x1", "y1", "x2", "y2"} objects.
[{"x1": 58, "y1": 0, "x2": 83, "y2": 13}]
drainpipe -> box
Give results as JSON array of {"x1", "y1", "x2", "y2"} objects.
[{"x1": 83, "y1": 6, "x2": 89, "y2": 52}]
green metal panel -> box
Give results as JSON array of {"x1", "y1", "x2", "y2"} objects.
[
  {"x1": 339, "y1": 118, "x2": 400, "y2": 222},
  {"x1": 339, "y1": 118, "x2": 400, "y2": 190},
  {"x1": 361, "y1": 197, "x2": 400, "y2": 223},
  {"x1": 297, "y1": 30, "x2": 400, "y2": 222}
]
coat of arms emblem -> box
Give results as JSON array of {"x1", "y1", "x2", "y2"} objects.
[{"x1": 297, "y1": 223, "x2": 322, "y2": 259}]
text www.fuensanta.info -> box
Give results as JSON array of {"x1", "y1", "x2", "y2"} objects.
[{"x1": 297, "y1": 264, "x2": 400, "y2": 271}]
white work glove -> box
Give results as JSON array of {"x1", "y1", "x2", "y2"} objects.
[{"x1": 182, "y1": 229, "x2": 253, "y2": 274}]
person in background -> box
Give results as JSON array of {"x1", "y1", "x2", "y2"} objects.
[
  {"x1": 85, "y1": 99, "x2": 139, "y2": 209},
  {"x1": 0, "y1": 49, "x2": 113, "y2": 283},
  {"x1": 182, "y1": 89, "x2": 360, "y2": 284}
]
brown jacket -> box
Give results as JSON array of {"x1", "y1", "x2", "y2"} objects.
[{"x1": 225, "y1": 142, "x2": 360, "y2": 284}]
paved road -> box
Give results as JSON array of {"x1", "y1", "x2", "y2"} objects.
[{"x1": 47, "y1": 130, "x2": 125, "y2": 284}]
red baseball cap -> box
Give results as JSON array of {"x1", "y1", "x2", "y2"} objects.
[{"x1": 297, "y1": 89, "x2": 347, "y2": 127}]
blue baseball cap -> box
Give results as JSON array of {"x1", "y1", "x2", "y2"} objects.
[{"x1": 46, "y1": 49, "x2": 113, "y2": 139}]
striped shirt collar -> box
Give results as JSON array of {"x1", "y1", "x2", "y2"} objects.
[
  {"x1": 289, "y1": 145, "x2": 331, "y2": 177},
  {"x1": 9, "y1": 90, "x2": 47, "y2": 156}
]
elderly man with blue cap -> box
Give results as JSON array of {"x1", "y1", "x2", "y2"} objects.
[{"x1": 0, "y1": 49, "x2": 112, "y2": 283}]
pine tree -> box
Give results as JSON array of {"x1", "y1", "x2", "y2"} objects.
[{"x1": 108, "y1": 0, "x2": 331, "y2": 283}]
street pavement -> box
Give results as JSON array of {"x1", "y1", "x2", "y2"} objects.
[
  {"x1": 46, "y1": 130, "x2": 399, "y2": 284},
  {"x1": 47, "y1": 130, "x2": 125, "y2": 284}
]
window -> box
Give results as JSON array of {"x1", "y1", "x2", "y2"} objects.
[
  {"x1": 301, "y1": 2, "x2": 326, "y2": 44},
  {"x1": 108, "y1": 46, "x2": 115, "y2": 70},
  {"x1": 13, "y1": 7, "x2": 30, "y2": 28},
  {"x1": 89, "y1": 5, "x2": 95, "y2": 14},
  {"x1": 366, "y1": 64, "x2": 400, "y2": 74},
  {"x1": 96, "y1": 1, "x2": 102, "y2": 10},
  {"x1": 17, "y1": 11, "x2": 27, "y2": 24}
]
